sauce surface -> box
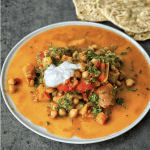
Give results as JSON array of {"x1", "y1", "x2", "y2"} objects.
[{"x1": 6, "y1": 25, "x2": 150, "y2": 139}]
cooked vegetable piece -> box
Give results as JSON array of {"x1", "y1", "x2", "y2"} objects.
[
  {"x1": 96, "y1": 112, "x2": 108, "y2": 125},
  {"x1": 36, "y1": 84, "x2": 51, "y2": 101},
  {"x1": 126, "y1": 79, "x2": 135, "y2": 87}
]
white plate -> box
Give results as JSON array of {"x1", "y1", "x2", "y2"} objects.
[{"x1": 1, "y1": 21, "x2": 150, "y2": 144}]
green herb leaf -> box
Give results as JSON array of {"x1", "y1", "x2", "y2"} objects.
[
  {"x1": 102, "y1": 92, "x2": 106, "y2": 94},
  {"x1": 121, "y1": 51, "x2": 127, "y2": 55},
  {"x1": 146, "y1": 88, "x2": 150, "y2": 91},
  {"x1": 116, "y1": 98, "x2": 124, "y2": 106},
  {"x1": 79, "y1": 103, "x2": 84, "y2": 107},
  {"x1": 46, "y1": 121, "x2": 50, "y2": 125}
]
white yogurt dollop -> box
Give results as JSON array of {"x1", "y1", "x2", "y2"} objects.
[{"x1": 44, "y1": 61, "x2": 80, "y2": 87}]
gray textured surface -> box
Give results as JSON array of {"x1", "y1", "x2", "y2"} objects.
[{"x1": 1, "y1": 0, "x2": 150, "y2": 150}]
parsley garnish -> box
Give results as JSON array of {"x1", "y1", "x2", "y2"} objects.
[
  {"x1": 116, "y1": 98, "x2": 124, "y2": 106},
  {"x1": 146, "y1": 88, "x2": 150, "y2": 91},
  {"x1": 46, "y1": 121, "x2": 50, "y2": 125},
  {"x1": 79, "y1": 103, "x2": 84, "y2": 107},
  {"x1": 121, "y1": 51, "x2": 128, "y2": 55}
]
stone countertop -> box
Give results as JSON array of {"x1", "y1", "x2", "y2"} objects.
[{"x1": 1, "y1": 0, "x2": 150, "y2": 150}]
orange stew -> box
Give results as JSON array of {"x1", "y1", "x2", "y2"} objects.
[{"x1": 6, "y1": 25, "x2": 150, "y2": 139}]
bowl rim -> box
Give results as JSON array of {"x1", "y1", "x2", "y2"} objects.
[{"x1": 1, "y1": 21, "x2": 150, "y2": 144}]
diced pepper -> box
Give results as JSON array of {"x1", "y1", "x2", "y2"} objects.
[
  {"x1": 57, "y1": 83, "x2": 69, "y2": 92},
  {"x1": 40, "y1": 51, "x2": 45, "y2": 58}
]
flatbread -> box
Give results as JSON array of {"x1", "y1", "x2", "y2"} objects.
[
  {"x1": 73, "y1": 0, "x2": 108, "y2": 21},
  {"x1": 99, "y1": 1, "x2": 150, "y2": 33},
  {"x1": 126, "y1": 31, "x2": 150, "y2": 41}
]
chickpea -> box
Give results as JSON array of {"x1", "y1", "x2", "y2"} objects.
[
  {"x1": 51, "y1": 103, "x2": 59, "y2": 110},
  {"x1": 68, "y1": 57, "x2": 73, "y2": 62},
  {"x1": 82, "y1": 71, "x2": 89, "y2": 78},
  {"x1": 80, "y1": 56, "x2": 87, "y2": 62},
  {"x1": 53, "y1": 96, "x2": 59, "y2": 103},
  {"x1": 30, "y1": 80, "x2": 34, "y2": 86},
  {"x1": 116, "y1": 80, "x2": 122, "y2": 86},
  {"x1": 88, "y1": 46, "x2": 94, "y2": 51},
  {"x1": 57, "y1": 91, "x2": 63, "y2": 97},
  {"x1": 74, "y1": 71, "x2": 81, "y2": 78},
  {"x1": 51, "y1": 110, "x2": 58, "y2": 118},
  {"x1": 69, "y1": 109, "x2": 78, "y2": 118},
  {"x1": 9, "y1": 85, "x2": 16, "y2": 93},
  {"x1": 73, "y1": 98, "x2": 79, "y2": 104},
  {"x1": 59, "y1": 109, "x2": 66, "y2": 116},
  {"x1": 46, "y1": 87, "x2": 55, "y2": 93},
  {"x1": 92, "y1": 44, "x2": 98, "y2": 50},
  {"x1": 126, "y1": 79, "x2": 135, "y2": 87},
  {"x1": 79, "y1": 63, "x2": 86, "y2": 72},
  {"x1": 8, "y1": 78, "x2": 15, "y2": 85},
  {"x1": 91, "y1": 58, "x2": 97, "y2": 64}
]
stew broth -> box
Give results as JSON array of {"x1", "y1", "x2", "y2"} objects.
[{"x1": 6, "y1": 25, "x2": 150, "y2": 139}]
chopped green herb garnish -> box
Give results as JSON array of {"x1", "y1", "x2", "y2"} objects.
[
  {"x1": 116, "y1": 98, "x2": 124, "y2": 106},
  {"x1": 132, "y1": 88, "x2": 137, "y2": 91},
  {"x1": 77, "y1": 128, "x2": 80, "y2": 130},
  {"x1": 30, "y1": 91, "x2": 34, "y2": 93},
  {"x1": 111, "y1": 45, "x2": 113, "y2": 47},
  {"x1": 146, "y1": 88, "x2": 150, "y2": 91},
  {"x1": 127, "y1": 86, "x2": 130, "y2": 90},
  {"x1": 46, "y1": 53, "x2": 50, "y2": 57},
  {"x1": 47, "y1": 104, "x2": 51, "y2": 108},
  {"x1": 75, "y1": 54, "x2": 78, "y2": 58},
  {"x1": 135, "y1": 74, "x2": 138, "y2": 77},
  {"x1": 121, "y1": 51, "x2": 127, "y2": 55},
  {"x1": 30, "y1": 46, "x2": 33, "y2": 49},
  {"x1": 130, "y1": 68, "x2": 134, "y2": 71},
  {"x1": 34, "y1": 84, "x2": 39, "y2": 88},
  {"x1": 99, "y1": 98, "x2": 104, "y2": 102},
  {"x1": 90, "y1": 78, "x2": 96, "y2": 83},
  {"x1": 139, "y1": 70, "x2": 142, "y2": 74},
  {"x1": 59, "y1": 115, "x2": 63, "y2": 119},
  {"x1": 125, "y1": 107, "x2": 128, "y2": 109},
  {"x1": 25, "y1": 71, "x2": 29, "y2": 74},
  {"x1": 79, "y1": 103, "x2": 84, "y2": 107},
  {"x1": 70, "y1": 118, "x2": 73, "y2": 122},
  {"x1": 126, "y1": 47, "x2": 130, "y2": 49},
  {"x1": 102, "y1": 92, "x2": 106, "y2": 94},
  {"x1": 46, "y1": 121, "x2": 50, "y2": 125}
]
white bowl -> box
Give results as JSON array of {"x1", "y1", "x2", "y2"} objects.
[{"x1": 1, "y1": 21, "x2": 150, "y2": 144}]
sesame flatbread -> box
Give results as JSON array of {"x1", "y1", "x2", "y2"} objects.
[
  {"x1": 73, "y1": 0, "x2": 108, "y2": 21},
  {"x1": 99, "y1": 1, "x2": 150, "y2": 33},
  {"x1": 126, "y1": 31, "x2": 150, "y2": 41}
]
